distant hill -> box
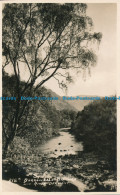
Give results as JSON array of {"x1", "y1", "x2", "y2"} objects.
[
  {"x1": 46, "y1": 89, "x2": 77, "y2": 111},
  {"x1": 64, "y1": 98, "x2": 92, "y2": 111},
  {"x1": 47, "y1": 88, "x2": 102, "y2": 111},
  {"x1": 64, "y1": 95, "x2": 102, "y2": 111}
]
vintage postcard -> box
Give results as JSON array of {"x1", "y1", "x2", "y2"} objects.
[{"x1": 0, "y1": 0, "x2": 120, "y2": 194}]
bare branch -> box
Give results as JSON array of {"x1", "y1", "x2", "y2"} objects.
[
  {"x1": 35, "y1": 61, "x2": 62, "y2": 90},
  {"x1": 22, "y1": 49, "x2": 33, "y2": 77}
]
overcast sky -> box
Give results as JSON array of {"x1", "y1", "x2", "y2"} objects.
[{"x1": 45, "y1": 3, "x2": 117, "y2": 96}]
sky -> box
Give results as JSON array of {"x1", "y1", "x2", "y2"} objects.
[{"x1": 45, "y1": 3, "x2": 117, "y2": 96}]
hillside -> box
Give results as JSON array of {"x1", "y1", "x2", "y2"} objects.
[
  {"x1": 46, "y1": 89, "x2": 77, "y2": 111},
  {"x1": 2, "y1": 72, "x2": 77, "y2": 152},
  {"x1": 71, "y1": 98, "x2": 117, "y2": 169},
  {"x1": 65, "y1": 97, "x2": 92, "y2": 111},
  {"x1": 47, "y1": 88, "x2": 102, "y2": 111},
  {"x1": 65, "y1": 95, "x2": 103, "y2": 111}
]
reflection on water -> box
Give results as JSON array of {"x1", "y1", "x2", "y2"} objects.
[{"x1": 38, "y1": 129, "x2": 83, "y2": 157}]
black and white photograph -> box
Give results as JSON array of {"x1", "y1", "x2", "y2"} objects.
[{"x1": 1, "y1": 0, "x2": 119, "y2": 193}]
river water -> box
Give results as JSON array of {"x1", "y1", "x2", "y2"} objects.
[
  {"x1": 14, "y1": 128, "x2": 115, "y2": 192},
  {"x1": 36, "y1": 128, "x2": 86, "y2": 191},
  {"x1": 35, "y1": 129, "x2": 115, "y2": 192},
  {"x1": 38, "y1": 128, "x2": 83, "y2": 158}
]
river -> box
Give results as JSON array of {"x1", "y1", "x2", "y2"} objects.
[
  {"x1": 34, "y1": 128, "x2": 87, "y2": 191},
  {"x1": 10, "y1": 128, "x2": 116, "y2": 192},
  {"x1": 38, "y1": 128, "x2": 83, "y2": 157},
  {"x1": 32, "y1": 128, "x2": 116, "y2": 191}
]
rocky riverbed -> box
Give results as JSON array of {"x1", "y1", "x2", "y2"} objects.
[
  {"x1": 2, "y1": 130, "x2": 117, "y2": 192},
  {"x1": 3, "y1": 152, "x2": 116, "y2": 192}
]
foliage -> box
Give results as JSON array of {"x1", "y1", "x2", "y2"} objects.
[
  {"x1": 71, "y1": 98, "x2": 117, "y2": 169},
  {"x1": 60, "y1": 109, "x2": 77, "y2": 127},
  {"x1": 2, "y1": 3, "x2": 102, "y2": 157},
  {"x1": 3, "y1": 4, "x2": 102, "y2": 86},
  {"x1": 2, "y1": 73, "x2": 76, "y2": 153}
]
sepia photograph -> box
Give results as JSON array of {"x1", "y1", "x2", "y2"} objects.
[{"x1": 1, "y1": 0, "x2": 118, "y2": 193}]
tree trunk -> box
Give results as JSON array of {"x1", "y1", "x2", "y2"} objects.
[
  {"x1": 2, "y1": 138, "x2": 11, "y2": 159},
  {"x1": 2, "y1": 128, "x2": 15, "y2": 159}
]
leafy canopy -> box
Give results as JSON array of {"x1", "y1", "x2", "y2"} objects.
[{"x1": 3, "y1": 3, "x2": 102, "y2": 90}]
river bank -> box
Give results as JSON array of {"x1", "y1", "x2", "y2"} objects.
[
  {"x1": 3, "y1": 153, "x2": 116, "y2": 192},
  {"x1": 2, "y1": 129, "x2": 117, "y2": 192}
]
